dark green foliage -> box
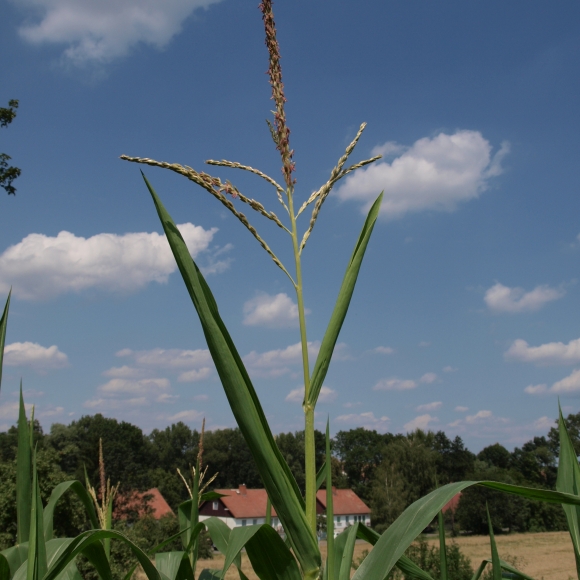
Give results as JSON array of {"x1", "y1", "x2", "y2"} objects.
[
  {"x1": 334, "y1": 428, "x2": 392, "y2": 502},
  {"x1": 0, "y1": 99, "x2": 20, "y2": 195},
  {"x1": 477, "y1": 444, "x2": 511, "y2": 470},
  {"x1": 48, "y1": 414, "x2": 154, "y2": 493},
  {"x1": 432, "y1": 432, "x2": 475, "y2": 484}
]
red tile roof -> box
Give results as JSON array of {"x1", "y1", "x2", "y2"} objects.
[
  {"x1": 208, "y1": 485, "x2": 370, "y2": 518},
  {"x1": 115, "y1": 487, "x2": 174, "y2": 520},
  {"x1": 442, "y1": 492, "x2": 461, "y2": 513},
  {"x1": 316, "y1": 488, "x2": 371, "y2": 515},
  {"x1": 212, "y1": 486, "x2": 277, "y2": 519}
]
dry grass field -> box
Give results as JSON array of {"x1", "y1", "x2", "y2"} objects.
[{"x1": 191, "y1": 531, "x2": 577, "y2": 580}]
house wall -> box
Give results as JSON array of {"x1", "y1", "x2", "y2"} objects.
[{"x1": 199, "y1": 514, "x2": 281, "y2": 530}]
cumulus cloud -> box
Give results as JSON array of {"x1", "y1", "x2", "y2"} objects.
[
  {"x1": 243, "y1": 293, "x2": 305, "y2": 328},
  {"x1": 335, "y1": 130, "x2": 509, "y2": 219},
  {"x1": 98, "y1": 377, "x2": 170, "y2": 396},
  {"x1": 335, "y1": 412, "x2": 390, "y2": 430},
  {"x1": 404, "y1": 414, "x2": 438, "y2": 432},
  {"x1": 374, "y1": 378, "x2": 417, "y2": 391},
  {"x1": 373, "y1": 372, "x2": 436, "y2": 391},
  {"x1": 165, "y1": 409, "x2": 203, "y2": 423},
  {"x1": 484, "y1": 282, "x2": 564, "y2": 314},
  {"x1": 102, "y1": 365, "x2": 147, "y2": 379},
  {"x1": 525, "y1": 369, "x2": 580, "y2": 396},
  {"x1": 415, "y1": 401, "x2": 442, "y2": 412},
  {"x1": 465, "y1": 410, "x2": 493, "y2": 424},
  {"x1": 443, "y1": 366, "x2": 457, "y2": 373},
  {"x1": 285, "y1": 385, "x2": 336, "y2": 403},
  {"x1": 14, "y1": 0, "x2": 223, "y2": 67},
  {"x1": 454, "y1": 406, "x2": 469, "y2": 412},
  {"x1": 118, "y1": 348, "x2": 212, "y2": 370},
  {"x1": 506, "y1": 337, "x2": 580, "y2": 365},
  {"x1": 372, "y1": 346, "x2": 394, "y2": 355},
  {"x1": 4, "y1": 341, "x2": 69, "y2": 371},
  {"x1": 0, "y1": 224, "x2": 218, "y2": 300},
  {"x1": 177, "y1": 367, "x2": 212, "y2": 383},
  {"x1": 243, "y1": 342, "x2": 320, "y2": 379}
]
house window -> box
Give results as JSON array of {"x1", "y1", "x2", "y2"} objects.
[
  {"x1": 242, "y1": 519, "x2": 247, "y2": 526},
  {"x1": 336, "y1": 516, "x2": 341, "y2": 524},
  {"x1": 212, "y1": 502, "x2": 219, "y2": 510},
  {"x1": 253, "y1": 519, "x2": 257, "y2": 525},
  {"x1": 272, "y1": 518, "x2": 278, "y2": 526},
  {"x1": 346, "y1": 516, "x2": 350, "y2": 524}
]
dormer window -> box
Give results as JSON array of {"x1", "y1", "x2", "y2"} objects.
[{"x1": 212, "y1": 501, "x2": 219, "y2": 510}]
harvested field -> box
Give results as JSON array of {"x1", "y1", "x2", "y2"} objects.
[{"x1": 191, "y1": 531, "x2": 576, "y2": 580}]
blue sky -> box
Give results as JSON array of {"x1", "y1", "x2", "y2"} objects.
[{"x1": 1, "y1": 0, "x2": 580, "y2": 451}]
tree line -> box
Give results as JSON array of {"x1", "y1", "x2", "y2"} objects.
[{"x1": 1, "y1": 410, "x2": 579, "y2": 549}]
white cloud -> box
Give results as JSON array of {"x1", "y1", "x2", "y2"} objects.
[
  {"x1": 335, "y1": 412, "x2": 390, "y2": 430},
  {"x1": 243, "y1": 341, "x2": 320, "y2": 378},
  {"x1": 506, "y1": 337, "x2": 580, "y2": 365},
  {"x1": 4, "y1": 341, "x2": 69, "y2": 371},
  {"x1": 373, "y1": 372, "x2": 436, "y2": 391},
  {"x1": 443, "y1": 366, "x2": 457, "y2": 373},
  {"x1": 465, "y1": 410, "x2": 493, "y2": 424},
  {"x1": 165, "y1": 409, "x2": 203, "y2": 423},
  {"x1": 243, "y1": 293, "x2": 305, "y2": 328},
  {"x1": 404, "y1": 414, "x2": 438, "y2": 432},
  {"x1": 336, "y1": 130, "x2": 509, "y2": 219},
  {"x1": 372, "y1": 346, "x2": 394, "y2": 355},
  {"x1": 97, "y1": 377, "x2": 170, "y2": 396},
  {"x1": 118, "y1": 348, "x2": 212, "y2": 370},
  {"x1": 415, "y1": 401, "x2": 442, "y2": 412},
  {"x1": 524, "y1": 384, "x2": 548, "y2": 395},
  {"x1": 177, "y1": 367, "x2": 212, "y2": 383},
  {"x1": 526, "y1": 369, "x2": 580, "y2": 396},
  {"x1": 534, "y1": 416, "x2": 553, "y2": 430},
  {"x1": 14, "y1": 0, "x2": 223, "y2": 67},
  {"x1": 103, "y1": 365, "x2": 147, "y2": 379},
  {"x1": 454, "y1": 406, "x2": 469, "y2": 412},
  {"x1": 0, "y1": 224, "x2": 217, "y2": 300},
  {"x1": 418, "y1": 341, "x2": 431, "y2": 348},
  {"x1": 84, "y1": 397, "x2": 149, "y2": 410},
  {"x1": 373, "y1": 378, "x2": 417, "y2": 391},
  {"x1": 285, "y1": 385, "x2": 336, "y2": 403},
  {"x1": 484, "y1": 282, "x2": 564, "y2": 314}
]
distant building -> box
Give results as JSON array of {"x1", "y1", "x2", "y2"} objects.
[
  {"x1": 199, "y1": 484, "x2": 371, "y2": 537},
  {"x1": 115, "y1": 487, "x2": 174, "y2": 520}
]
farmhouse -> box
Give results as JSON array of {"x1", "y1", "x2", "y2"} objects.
[{"x1": 199, "y1": 484, "x2": 371, "y2": 536}]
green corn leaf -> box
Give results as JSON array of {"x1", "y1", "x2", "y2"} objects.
[
  {"x1": 77, "y1": 539, "x2": 114, "y2": 580},
  {"x1": 221, "y1": 526, "x2": 262, "y2": 579},
  {"x1": 353, "y1": 478, "x2": 578, "y2": 580},
  {"x1": 143, "y1": 174, "x2": 320, "y2": 578},
  {"x1": 0, "y1": 553, "x2": 10, "y2": 580},
  {"x1": 156, "y1": 552, "x2": 195, "y2": 580},
  {"x1": 203, "y1": 516, "x2": 242, "y2": 571},
  {"x1": 336, "y1": 523, "x2": 359, "y2": 580},
  {"x1": 245, "y1": 524, "x2": 302, "y2": 580},
  {"x1": 307, "y1": 193, "x2": 382, "y2": 409},
  {"x1": 43, "y1": 481, "x2": 99, "y2": 540},
  {"x1": 438, "y1": 511, "x2": 448, "y2": 580},
  {"x1": 486, "y1": 505, "x2": 501, "y2": 580},
  {"x1": 0, "y1": 544, "x2": 28, "y2": 579},
  {"x1": 43, "y1": 529, "x2": 161, "y2": 580},
  {"x1": 316, "y1": 462, "x2": 326, "y2": 491},
  {"x1": 355, "y1": 524, "x2": 434, "y2": 580},
  {"x1": 177, "y1": 501, "x2": 204, "y2": 553},
  {"x1": 471, "y1": 559, "x2": 535, "y2": 580},
  {"x1": 26, "y1": 450, "x2": 47, "y2": 580},
  {"x1": 325, "y1": 421, "x2": 334, "y2": 580},
  {"x1": 16, "y1": 386, "x2": 32, "y2": 545},
  {"x1": 556, "y1": 403, "x2": 580, "y2": 577},
  {"x1": 0, "y1": 291, "x2": 11, "y2": 394}
]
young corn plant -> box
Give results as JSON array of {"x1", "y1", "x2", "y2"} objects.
[{"x1": 122, "y1": 2, "x2": 580, "y2": 580}]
